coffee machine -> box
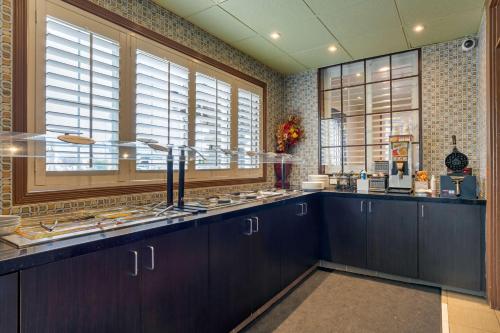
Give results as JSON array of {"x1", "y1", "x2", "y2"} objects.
[{"x1": 387, "y1": 134, "x2": 413, "y2": 194}]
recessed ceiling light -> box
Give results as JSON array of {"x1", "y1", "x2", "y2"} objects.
[
  {"x1": 328, "y1": 45, "x2": 337, "y2": 52},
  {"x1": 270, "y1": 32, "x2": 281, "y2": 40},
  {"x1": 413, "y1": 24, "x2": 424, "y2": 33}
]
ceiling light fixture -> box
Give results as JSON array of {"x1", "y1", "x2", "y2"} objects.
[
  {"x1": 328, "y1": 45, "x2": 337, "y2": 52},
  {"x1": 379, "y1": 66, "x2": 390, "y2": 72},
  {"x1": 356, "y1": 73, "x2": 361, "y2": 77},
  {"x1": 270, "y1": 32, "x2": 281, "y2": 40},
  {"x1": 413, "y1": 24, "x2": 424, "y2": 33}
]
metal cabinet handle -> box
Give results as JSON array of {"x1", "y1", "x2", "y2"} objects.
[
  {"x1": 252, "y1": 217, "x2": 259, "y2": 233},
  {"x1": 297, "y1": 203, "x2": 304, "y2": 216},
  {"x1": 145, "y1": 245, "x2": 155, "y2": 271},
  {"x1": 368, "y1": 201, "x2": 372, "y2": 213},
  {"x1": 360, "y1": 201, "x2": 364, "y2": 213},
  {"x1": 421, "y1": 205, "x2": 424, "y2": 218},
  {"x1": 244, "y1": 218, "x2": 253, "y2": 236},
  {"x1": 129, "y1": 250, "x2": 138, "y2": 277}
]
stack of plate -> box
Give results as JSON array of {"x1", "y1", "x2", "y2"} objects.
[
  {"x1": 308, "y1": 174, "x2": 330, "y2": 188},
  {"x1": 0, "y1": 215, "x2": 21, "y2": 236},
  {"x1": 302, "y1": 181, "x2": 324, "y2": 192}
]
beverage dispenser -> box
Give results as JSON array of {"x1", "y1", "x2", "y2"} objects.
[{"x1": 387, "y1": 134, "x2": 413, "y2": 194}]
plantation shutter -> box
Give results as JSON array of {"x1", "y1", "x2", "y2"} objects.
[
  {"x1": 135, "y1": 49, "x2": 189, "y2": 170},
  {"x1": 237, "y1": 89, "x2": 260, "y2": 168},
  {"x1": 195, "y1": 73, "x2": 231, "y2": 169},
  {"x1": 45, "y1": 16, "x2": 120, "y2": 171}
]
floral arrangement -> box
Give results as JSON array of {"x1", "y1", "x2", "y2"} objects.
[{"x1": 276, "y1": 115, "x2": 305, "y2": 153}]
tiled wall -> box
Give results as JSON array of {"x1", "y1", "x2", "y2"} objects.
[
  {"x1": 421, "y1": 36, "x2": 480, "y2": 184},
  {"x1": 286, "y1": 36, "x2": 484, "y2": 193},
  {"x1": 478, "y1": 12, "x2": 487, "y2": 198},
  {"x1": 0, "y1": 0, "x2": 283, "y2": 216},
  {"x1": 283, "y1": 70, "x2": 319, "y2": 186}
]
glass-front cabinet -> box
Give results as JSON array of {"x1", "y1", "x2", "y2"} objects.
[{"x1": 319, "y1": 49, "x2": 421, "y2": 174}]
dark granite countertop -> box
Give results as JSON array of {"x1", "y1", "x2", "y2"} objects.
[
  {"x1": 321, "y1": 189, "x2": 487, "y2": 205},
  {"x1": 0, "y1": 192, "x2": 316, "y2": 275},
  {"x1": 0, "y1": 189, "x2": 485, "y2": 275}
]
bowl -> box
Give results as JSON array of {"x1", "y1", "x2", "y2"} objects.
[{"x1": 0, "y1": 224, "x2": 18, "y2": 236}]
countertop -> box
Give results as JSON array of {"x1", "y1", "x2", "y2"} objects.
[
  {"x1": 0, "y1": 190, "x2": 485, "y2": 275},
  {"x1": 321, "y1": 189, "x2": 487, "y2": 205}
]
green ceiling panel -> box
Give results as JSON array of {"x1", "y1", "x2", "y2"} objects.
[
  {"x1": 404, "y1": 7, "x2": 483, "y2": 47},
  {"x1": 232, "y1": 36, "x2": 306, "y2": 73},
  {"x1": 396, "y1": 0, "x2": 484, "y2": 26},
  {"x1": 186, "y1": 6, "x2": 256, "y2": 43},
  {"x1": 154, "y1": 0, "x2": 485, "y2": 74},
  {"x1": 263, "y1": 17, "x2": 336, "y2": 53},
  {"x1": 340, "y1": 25, "x2": 408, "y2": 59},
  {"x1": 220, "y1": 0, "x2": 316, "y2": 35},
  {"x1": 291, "y1": 44, "x2": 352, "y2": 69},
  {"x1": 305, "y1": 0, "x2": 403, "y2": 38},
  {"x1": 152, "y1": 0, "x2": 216, "y2": 18}
]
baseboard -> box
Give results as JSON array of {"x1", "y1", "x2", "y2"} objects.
[{"x1": 320, "y1": 260, "x2": 486, "y2": 297}]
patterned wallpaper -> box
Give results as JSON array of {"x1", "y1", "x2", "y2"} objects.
[
  {"x1": 0, "y1": 0, "x2": 284, "y2": 216},
  {"x1": 284, "y1": 70, "x2": 319, "y2": 186},
  {"x1": 478, "y1": 12, "x2": 487, "y2": 198},
  {"x1": 421, "y1": 36, "x2": 479, "y2": 184},
  {"x1": 286, "y1": 36, "x2": 484, "y2": 193}
]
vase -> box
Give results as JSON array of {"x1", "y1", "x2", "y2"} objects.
[{"x1": 274, "y1": 163, "x2": 292, "y2": 189}]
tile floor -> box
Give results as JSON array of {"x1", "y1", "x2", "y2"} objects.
[{"x1": 443, "y1": 291, "x2": 500, "y2": 333}]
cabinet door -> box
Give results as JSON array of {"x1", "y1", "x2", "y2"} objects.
[
  {"x1": 321, "y1": 197, "x2": 367, "y2": 268},
  {"x1": 249, "y1": 207, "x2": 283, "y2": 311},
  {"x1": 281, "y1": 200, "x2": 318, "y2": 288},
  {"x1": 209, "y1": 216, "x2": 252, "y2": 333},
  {"x1": 419, "y1": 202, "x2": 483, "y2": 291},
  {"x1": 367, "y1": 200, "x2": 418, "y2": 278},
  {"x1": 21, "y1": 243, "x2": 142, "y2": 333},
  {"x1": 142, "y1": 226, "x2": 209, "y2": 333},
  {"x1": 0, "y1": 272, "x2": 18, "y2": 333}
]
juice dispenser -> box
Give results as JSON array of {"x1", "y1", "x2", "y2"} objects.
[{"x1": 387, "y1": 134, "x2": 413, "y2": 194}]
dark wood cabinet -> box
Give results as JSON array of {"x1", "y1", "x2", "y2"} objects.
[
  {"x1": 367, "y1": 199, "x2": 418, "y2": 278},
  {"x1": 419, "y1": 202, "x2": 484, "y2": 291},
  {"x1": 21, "y1": 242, "x2": 142, "y2": 333},
  {"x1": 21, "y1": 227, "x2": 209, "y2": 333},
  {"x1": 0, "y1": 272, "x2": 18, "y2": 333},
  {"x1": 281, "y1": 199, "x2": 318, "y2": 288},
  {"x1": 141, "y1": 226, "x2": 209, "y2": 333},
  {"x1": 209, "y1": 216, "x2": 253, "y2": 333},
  {"x1": 250, "y1": 208, "x2": 283, "y2": 311},
  {"x1": 321, "y1": 196, "x2": 367, "y2": 268},
  {"x1": 209, "y1": 200, "x2": 318, "y2": 332}
]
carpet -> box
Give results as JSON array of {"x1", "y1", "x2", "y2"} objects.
[{"x1": 243, "y1": 270, "x2": 441, "y2": 333}]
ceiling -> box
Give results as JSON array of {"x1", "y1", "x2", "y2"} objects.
[{"x1": 153, "y1": 0, "x2": 484, "y2": 74}]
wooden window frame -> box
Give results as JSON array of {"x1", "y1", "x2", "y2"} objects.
[{"x1": 13, "y1": 0, "x2": 267, "y2": 204}]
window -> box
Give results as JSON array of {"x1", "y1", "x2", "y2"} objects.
[
  {"x1": 45, "y1": 16, "x2": 120, "y2": 172},
  {"x1": 238, "y1": 89, "x2": 260, "y2": 168},
  {"x1": 135, "y1": 49, "x2": 189, "y2": 171},
  {"x1": 195, "y1": 73, "x2": 231, "y2": 170},
  {"x1": 319, "y1": 50, "x2": 421, "y2": 174},
  {"x1": 23, "y1": 0, "x2": 266, "y2": 198}
]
